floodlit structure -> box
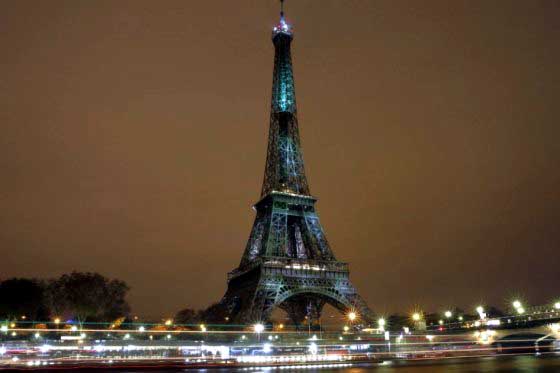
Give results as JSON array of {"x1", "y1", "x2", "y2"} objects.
[{"x1": 214, "y1": 1, "x2": 374, "y2": 325}]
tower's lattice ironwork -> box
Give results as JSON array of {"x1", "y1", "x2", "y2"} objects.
[{"x1": 216, "y1": 3, "x2": 374, "y2": 326}]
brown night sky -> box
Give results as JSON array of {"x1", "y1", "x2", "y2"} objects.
[{"x1": 1, "y1": 1, "x2": 559, "y2": 318}]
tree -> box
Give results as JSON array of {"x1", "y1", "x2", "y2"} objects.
[
  {"x1": 387, "y1": 314, "x2": 410, "y2": 331},
  {"x1": 175, "y1": 308, "x2": 201, "y2": 325},
  {"x1": 0, "y1": 278, "x2": 48, "y2": 321},
  {"x1": 45, "y1": 272, "x2": 130, "y2": 324},
  {"x1": 486, "y1": 306, "x2": 505, "y2": 318},
  {"x1": 199, "y1": 302, "x2": 229, "y2": 324}
]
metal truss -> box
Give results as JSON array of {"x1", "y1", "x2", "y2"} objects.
[{"x1": 215, "y1": 11, "x2": 374, "y2": 326}]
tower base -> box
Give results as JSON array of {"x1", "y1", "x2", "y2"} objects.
[{"x1": 215, "y1": 257, "x2": 374, "y2": 326}]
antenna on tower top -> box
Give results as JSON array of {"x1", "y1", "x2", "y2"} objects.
[{"x1": 273, "y1": 0, "x2": 291, "y2": 36}]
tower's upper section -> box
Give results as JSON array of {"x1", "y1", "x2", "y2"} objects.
[
  {"x1": 260, "y1": 2, "x2": 310, "y2": 198},
  {"x1": 271, "y1": 13, "x2": 295, "y2": 114},
  {"x1": 272, "y1": 12, "x2": 293, "y2": 39}
]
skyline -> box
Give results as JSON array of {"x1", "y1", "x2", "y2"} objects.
[{"x1": 1, "y1": 0, "x2": 559, "y2": 317}]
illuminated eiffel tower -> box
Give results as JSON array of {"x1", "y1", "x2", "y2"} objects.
[{"x1": 217, "y1": 1, "x2": 374, "y2": 326}]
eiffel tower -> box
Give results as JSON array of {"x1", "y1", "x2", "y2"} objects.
[{"x1": 217, "y1": 1, "x2": 374, "y2": 326}]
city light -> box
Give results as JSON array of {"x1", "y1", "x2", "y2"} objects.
[
  {"x1": 164, "y1": 319, "x2": 173, "y2": 326},
  {"x1": 200, "y1": 324, "x2": 207, "y2": 332},
  {"x1": 513, "y1": 300, "x2": 522, "y2": 309},
  {"x1": 253, "y1": 323, "x2": 265, "y2": 334},
  {"x1": 308, "y1": 342, "x2": 318, "y2": 355},
  {"x1": 475, "y1": 329, "x2": 496, "y2": 344},
  {"x1": 476, "y1": 306, "x2": 484, "y2": 314},
  {"x1": 444, "y1": 311, "x2": 452, "y2": 318},
  {"x1": 54, "y1": 318, "x2": 60, "y2": 325},
  {"x1": 378, "y1": 318, "x2": 386, "y2": 328},
  {"x1": 347, "y1": 312, "x2": 357, "y2": 321},
  {"x1": 412, "y1": 313, "x2": 421, "y2": 321},
  {"x1": 138, "y1": 326, "x2": 145, "y2": 332},
  {"x1": 517, "y1": 307, "x2": 525, "y2": 315},
  {"x1": 555, "y1": 302, "x2": 560, "y2": 310},
  {"x1": 343, "y1": 325, "x2": 349, "y2": 332}
]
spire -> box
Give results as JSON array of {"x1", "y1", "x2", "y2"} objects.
[
  {"x1": 273, "y1": 0, "x2": 292, "y2": 37},
  {"x1": 261, "y1": 1, "x2": 309, "y2": 198}
]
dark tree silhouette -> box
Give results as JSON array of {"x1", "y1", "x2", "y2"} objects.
[
  {"x1": 387, "y1": 314, "x2": 410, "y2": 331},
  {"x1": 199, "y1": 302, "x2": 229, "y2": 324},
  {"x1": 175, "y1": 308, "x2": 201, "y2": 325},
  {"x1": 45, "y1": 272, "x2": 130, "y2": 323},
  {"x1": 0, "y1": 278, "x2": 48, "y2": 321},
  {"x1": 486, "y1": 306, "x2": 505, "y2": 318}
]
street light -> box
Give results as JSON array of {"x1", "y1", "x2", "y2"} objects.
[
  {"x1": 347, "y1": 312, "x2": 357, "y2": 322},
  {"x1": 254, "y1": 323, "x2": 264, "y2": 342},
  {"x1": 444, "y1": 311, "x2": 452, "y2": 318},
  {"x1": 554, "y1": 302, "x2": 560, "y2": 310},
  {"x1": 513, "y1": 300, "x2": 522, "y2": 309},
  {"x1": 476, "y1": 306, "x2": 486, "y2": 320},
  {"x1": 412, "y1": 313, "x2": 421, "y2": 321},
  {"x1": 378, "y1": 318, "x2": 386, "y2": 331},
  {"x1": 517, "y1": 307, "x2": 525, "y2": 315}
]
